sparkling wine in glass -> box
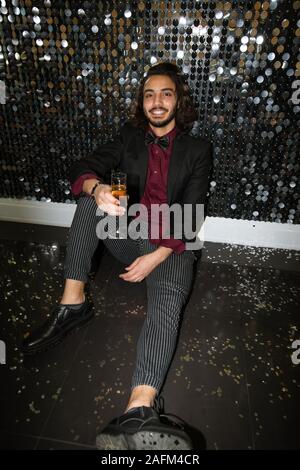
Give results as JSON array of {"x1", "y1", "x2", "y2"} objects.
[
  {"x1": 111, "y1": 171, "x2": 127, "y2": 238},
  {"x1": 111, "y1": 171, "x2": 127, "y2": 199}
]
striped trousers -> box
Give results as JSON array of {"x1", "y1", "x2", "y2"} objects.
[{"x1": 64, "y1": 196, "x2": 196, "y2": 392}]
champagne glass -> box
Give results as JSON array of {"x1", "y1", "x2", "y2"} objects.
[
  {"x1": 111, "y1": 171, "x2": 127, "y2": 199},
  {"x1": 111, "y1": 171, "x2": 127, "y2": 238}
]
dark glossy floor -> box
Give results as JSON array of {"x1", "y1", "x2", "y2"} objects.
[{"x1": 0, "y1": 221, "x2": 299, "y2": 450}]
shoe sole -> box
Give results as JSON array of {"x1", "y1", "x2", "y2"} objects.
[
  {"x1": 96, "y1": 430, "x2": 192, "y2": 451},
  {"x1": 22, "y1": 307, "x2": 94, "y2": 355}
]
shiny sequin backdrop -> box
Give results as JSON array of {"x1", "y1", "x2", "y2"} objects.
[{"x1": 0, "y1": 1, "x2": 299, "y2": 223}]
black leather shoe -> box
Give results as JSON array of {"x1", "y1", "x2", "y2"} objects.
[
  {"x1": 21, "y1": 300, "x2": 93, "y2": 355},
  {"x1": 96, "y1": 405, "x2": 193, "y2": 450}
]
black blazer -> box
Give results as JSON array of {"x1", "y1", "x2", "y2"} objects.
[{"x1": 70, "y1": 123, "x2": 213, "y2": 251}]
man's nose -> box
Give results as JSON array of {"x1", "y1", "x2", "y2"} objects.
[{"x1": 153, "y1": 93, "x2": 163, "y2": 106}]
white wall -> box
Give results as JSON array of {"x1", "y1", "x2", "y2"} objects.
[{"x1": 0, "y1": 198, "x2": 299, "y2": 250}]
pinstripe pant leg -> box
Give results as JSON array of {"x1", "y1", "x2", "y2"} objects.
[
  {"x1": 63, "y1": 196, "x2": 139, "y2": 282},
  {"x1": 63, "y1": 196, "x2": 101, "y2": 282},
  {"x1": 103, "y1": 236, "x2": 140, "y2": 265},
  {"x1": 131, "y1": 240, "x2": 195, "y2": 392}
]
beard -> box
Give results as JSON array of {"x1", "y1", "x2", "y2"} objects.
[{"x1": 145, "y1": 105, "x2": 177, "y2": 128}]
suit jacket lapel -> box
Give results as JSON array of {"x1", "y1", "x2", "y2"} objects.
[
  {"x1": 167, "y1": 134, "x2": 186, "y2": 203},
  {"x1": 135, "y1": 130, "x2": 149, "y2": 196}
]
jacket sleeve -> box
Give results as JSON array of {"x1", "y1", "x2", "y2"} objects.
[
  {"x1": 182, "y1": 141, "x2": 213, "y2": 204},
  {"x1": 69, "y1": 127, "x2": 126, "y2": 186},
  {"x1": 167, "y1": 140, "x2": 213, "y2": 249},
  {"x1": 181, "y1": 141, "x2": 213, "y2": 246}
]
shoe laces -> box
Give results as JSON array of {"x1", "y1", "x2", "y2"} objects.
[{"x1": 153, "y1": 395, "x2": 165, "y2": 414}]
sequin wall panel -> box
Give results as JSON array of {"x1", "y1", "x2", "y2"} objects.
[{"x1": 0, "y1": 1, "x2": 299, "y2": 223}]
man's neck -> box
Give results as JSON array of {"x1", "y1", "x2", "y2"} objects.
[{"x1": 149, "y1": 121, "x2": 176, "y2": 137}]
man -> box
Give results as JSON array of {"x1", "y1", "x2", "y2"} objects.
[{"x1": 22, "y1": 62, "x2": 213, "y2": 450}]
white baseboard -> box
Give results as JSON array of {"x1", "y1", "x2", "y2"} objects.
[
  {"x1": 0, "y1": 198, "x2": 299, "y2": 250},
  {"x1": 0, "y1": 198, "x2": 77, "y2": 227},
  {"x1": 200, "y1": 217, "x2": 300, "y2": 250}
]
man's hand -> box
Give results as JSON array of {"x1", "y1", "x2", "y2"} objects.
[
  {"x1": 83, "y1": 179, "x2": 125, "y2": 216},
  {"x1": 119, "y1": 247, "x2": 173, "y2": 282},
  {"x1": 94, "y1": 184, "x2": 126, "y2": 216}
]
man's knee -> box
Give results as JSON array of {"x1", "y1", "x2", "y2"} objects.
[
  {"x1": 149, "y1": 279, "x2": 190, "y2": 303},
  {"x1": 77, "y1": 195, "x2": 97, "y2": 211}
]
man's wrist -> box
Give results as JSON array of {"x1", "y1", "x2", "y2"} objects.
[
  {"x1": 83, "y1": 178, "x2": 102, "y2": 195},
  {"x1": 153, "y1": 246, "x2": 173, "y2": 263},
  {"x1": 90, "y1": 180, "x2": 104, "y2": 197}
]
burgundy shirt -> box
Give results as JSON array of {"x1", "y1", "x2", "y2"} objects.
[
  {"x1": 139, "y1": 126, "x2": 185, "y2": 254},
  {"x1": 71, "y1": 126, "x2": 185, "y2": 254}
]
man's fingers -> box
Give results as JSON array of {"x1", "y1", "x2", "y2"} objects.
[
  {"x1": 120, "y1": 269, "x2": 138, "y2": 278},
  {"x1": 125, "y1": 258, "x2": 140, "y2": 270},
  {"x1": 97, "y1": 202, "x2": 125, "y2": 216},
  {"x1": 101, "y1": 192, "x2": 120, "y2": 205},
  {"x1": 94, "y1": 185, "x2": 119, "y2": 205},
  {"x1": 120, "y1": 266, "x2": 140, "y2": 279},
  {"x1": 119, "y1": 273, "x2": 133, "y2": 281},
  {"x1": 119, "y1": 273, "x2": 143, "y2": 282},
  {"x1": 108, "y1": 195, "x2": 120, "y2": 205}
]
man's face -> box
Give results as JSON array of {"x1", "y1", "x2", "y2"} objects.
[{"x1": 143, "y1": 74, "x2": 178, "y2": 129}]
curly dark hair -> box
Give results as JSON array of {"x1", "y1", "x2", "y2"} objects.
[{"x1": 130, "y1": 62, "x2": 198, "y2": 131}]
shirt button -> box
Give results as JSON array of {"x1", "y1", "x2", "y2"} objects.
[{"x1": 154, "y1": 170, "x2": 158, "y2": 174}]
